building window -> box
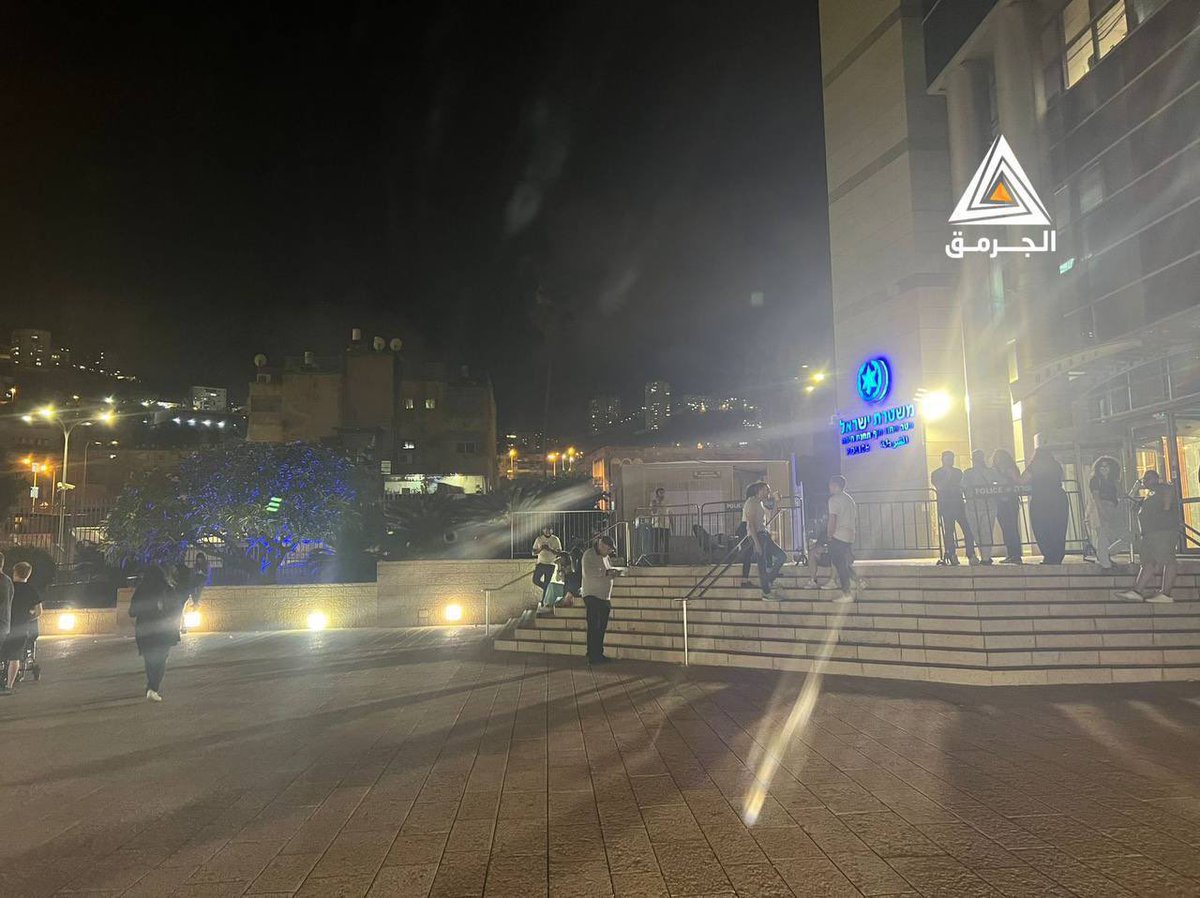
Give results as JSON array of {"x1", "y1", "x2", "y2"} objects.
[
  {"x1": 1078, "y1": 164, "x2": 1104, "y2": 216},
  {"x1": 456, "y1": 441, "x2": 478, "y2": 454},
  {"x1": 402, "y1": 440, "x2": 416, "y2": 450},
  {"x1": 425, "y1": 398, "x2": 436, "y2": 410},
  {"x1": 1062, "y1": 0, "x2": 1129, "y2": 90},
  {"x1": 404, "y1": 398, "x2": 414, "y2": 409}
]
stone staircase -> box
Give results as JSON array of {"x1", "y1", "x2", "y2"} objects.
[{"x1": 493, "y1": 562, "x2": 1200, "y2": 685}]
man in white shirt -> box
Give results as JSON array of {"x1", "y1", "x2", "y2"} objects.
[
  {"x1": 826, "y1": 475, "x2": 858, "y2": 603},
  {"x1": 531, "y1": 526, "x2": 562, "y2": 600},
  {"x1": 649, "y1": 487, "x2": 671, "y2": 564},
  {"x1": 743, "y1": 482, "x2": 786, "y2": 600},
  {"x1": 580, "y1": 535, "x2": 623, "y2": 663}
]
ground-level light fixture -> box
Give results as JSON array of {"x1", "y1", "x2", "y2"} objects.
[
  {"x1": 58, "y1": 612, "x2": 77, "y2": 632},
  {"x1": 444, "y1": 604, "x2": 464, "y2": 623},
  {"x1": 306, "y1": 611, "x2": 329, "y2": 630},
  {"x1": 183, "y1": 609, "x2": 202, "y2": 629}
]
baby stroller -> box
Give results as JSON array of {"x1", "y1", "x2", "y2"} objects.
[
  {"x1": 2, "y1": 625, "x2": 41, "y2": 687},
  {"x1": 16, "y1": 634, "x2": 41, "y2": 684}
]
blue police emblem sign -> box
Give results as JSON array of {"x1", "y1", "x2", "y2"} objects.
[{"x1": 857, "y1": 357, "x2": 891, "y2": 404}]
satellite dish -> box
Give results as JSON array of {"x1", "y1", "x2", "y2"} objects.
[
  {"x1": 389, "y1": 337, "x2": 403, "y2": 352},
  {"x1": 253, "y1": 354, "x2": 267, "y2": 368},
  {"x1": 372, "y1": 336, "x2": 385, "y2": 351}
]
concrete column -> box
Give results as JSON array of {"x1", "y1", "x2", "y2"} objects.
[
  {"x1": 992, "y1": 0, "x2": 1063, "y2": 446},
  {"x1": 946, "y1": 60, "x2": 1017, "y2": 458}
]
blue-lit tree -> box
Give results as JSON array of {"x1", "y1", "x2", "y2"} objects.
[{"x1": 106, "y1": 442, "x2": 357, "y2": 579}]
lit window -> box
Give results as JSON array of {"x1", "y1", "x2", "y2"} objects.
[
  {"x1": 456, "y1": 441, "x2": 478, "y2": 454},
  {"x1": 425, "y1": 398, "x2": 436, "y2": 409},
  {"x1": 1062, "y1": 0, "x2": 1129, "y2": 89},
  {"x1": 403, "y1": 441, "x2": 416, "y2": 450},
  {"x1": 404, "y1": 398, "x2": 414, "y2": 409}
]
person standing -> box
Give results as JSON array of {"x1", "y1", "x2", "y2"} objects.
[
  {"x1": 1086, "y1": 457, "x2": 1128, "y2": 571},
  {"x1": 744, "y1": 482, "x2": 787, "y2": 600},
  {"x1": 931, "y1": 451, "x2": 977, "y2": 565},
  {"x1": 0, "y1": 552, "x2": 13, "y2": 696},
  {"x1": 826, "y1": 475, "x2": 858, "y2": 603},
  {"x1": 1116, "y1": 470, "x2": 1178, "y2": 603},
  {"x1": 649, "y1": 488, "x2": 671, "y2": 565},
  {"x1": 129, "y1": 565, "x2": 188, "y2": 702},
  {"x1": 2, "y1": 562, "x2": 42, "y2": 691},
  {"x1": 580, "y1": 535, "x2": 623, "y2": 664},
  {"x1": 990, "y1": 449, "x2": 1024, "y2": 563},
  {"x1": 1022, "y1": 447, "x2": 1069, "y2": 564},
  {"x1": 962, "y1": 450, "x2": 998, "y2": 565},
  {"x1": 531, "y1": 526, "x2": 562, "y2": 599}
]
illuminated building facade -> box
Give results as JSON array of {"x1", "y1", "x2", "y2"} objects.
[{"x1": 820, "y1": 0, "x2": 1199, "y2": 526}]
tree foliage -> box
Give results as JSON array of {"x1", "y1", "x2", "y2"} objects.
[{"x1": 106, "y1": 442, "x2": 357, "y2": 573}]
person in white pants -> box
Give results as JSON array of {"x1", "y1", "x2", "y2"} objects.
[{"x1": 1087, "y1": 456, "x2": 1128, "y2": 570}]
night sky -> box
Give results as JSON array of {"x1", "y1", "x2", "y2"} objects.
[{"x1": 2, "y1": 1, "x2": 830, "y2": 431}]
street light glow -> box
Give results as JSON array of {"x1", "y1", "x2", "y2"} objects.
[
  {"x1": 919, "y1": 390, "x2": 953, "y2": 422},
  {"x1": 58, "y1": 613, "x2": 77, "y2": 632},
  {"x1": 812, "y1": 372, "x2": 826, "y2": 382},
  {"x1": 444, "y1": 604, "x2": 463, "y2": 622},
  {"x1": 38, "y1": 405, "x2": 55, "y2": 419},
  {"x1": 306, "y1": 611, "x2": 329, "y2": 630},
  {"x1": 183, "y1": 609, "x2": 202, "y2": 628}
]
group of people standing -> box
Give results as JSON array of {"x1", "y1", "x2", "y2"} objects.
[
  {"x1": 934, "y1": 448, "x2": 1182, "y2": 602},
  {"x1": 933, "y1": 448, "x2": 1069, "y2": 565}
]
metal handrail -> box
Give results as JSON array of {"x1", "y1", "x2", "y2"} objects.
[
  {"x1": 673, "y1": 505, "x2": 787, "y2": 666},
  {"x1": 482, "y1": 566, "x2": 536, "y2": 636}
]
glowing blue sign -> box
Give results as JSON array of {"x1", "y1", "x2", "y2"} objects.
[
  {"x1": 839, "y1": 403, "x2": 915, "y2": 458},
  {"x1": 857, "y1": 357, "x2": 891, "y2": 404}
]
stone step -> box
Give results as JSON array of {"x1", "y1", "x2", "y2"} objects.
[
  {"x1": 492, "y1": 635, "x2": 1200, "y2": 685},
  {"x1": 526, "y1": 614, "x2": 1200, "y2": 650},
  {"x1": 514, "y1": 619, "x2": 1200, "y2": 664}
]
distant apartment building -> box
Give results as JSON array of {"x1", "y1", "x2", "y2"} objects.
[
  {"x1": 248, "y1": 331, "x2": 498, "y2": 492},
  {"x1": 190, "y1": 386, "x2": 228, "y2": 412},
  {"x1": 587, "y1": 395, "x2": 623, "y2": 434},
  {"x1": 680, "y1": 394, "x2": 713, "y2": 415},
  {"x1": 9, "y1": 329, "x2": 69, "y2": 369},
  {"x1": 644, "y1": 380, "x2": 672, "y2": 431}
]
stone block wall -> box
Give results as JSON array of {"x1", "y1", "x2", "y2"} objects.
[
  {"x1": 376, "y1": 559, "x2": 535, "y2": 628},
  {"x1": 188, "y1": 582, "x2": 378, "y2": 632}
]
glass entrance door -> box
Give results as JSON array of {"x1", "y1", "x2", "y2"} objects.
[{"x1": 1174, "y1": 412, "x2": 1200, "y2": 551}]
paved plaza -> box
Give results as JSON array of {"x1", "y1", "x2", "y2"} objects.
[{"x1": 3, "y1": 630, "x2": 1200, "y2": 897}]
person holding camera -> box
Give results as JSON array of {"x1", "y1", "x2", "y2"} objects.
[{"x1": 1116, "y1": 470, "x2": 1178, "y2": 603}]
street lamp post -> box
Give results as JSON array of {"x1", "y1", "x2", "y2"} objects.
[
  {"x1": 508, "y1": 448, "x2": 517, "y2": 479},
  {"x1": 22, "y1": 405, "x2": 116, "y2": 561},
  {"x1": 547, "y1": 452, "x2": 559, "y2": 477}
]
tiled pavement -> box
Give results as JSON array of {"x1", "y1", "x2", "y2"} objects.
[{"x1": 3, "y1": 630, "x2": 1200, "y2": 897}]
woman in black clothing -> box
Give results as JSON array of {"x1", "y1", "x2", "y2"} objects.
[
  {"x1": 1022, "y1": 448, "x2": 1069, "y2": 564},
  {"x1": 130, "y1": 565, "x2": 187, "y2": 702},
  {"x1": 990, "y1": 448, "x2": 1023, "y2": 563}
]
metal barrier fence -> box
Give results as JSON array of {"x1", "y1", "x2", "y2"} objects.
[
  {"x1": 510, "y1": 510, "x2": 619, "y2": 560},
  {"x1": 698, "y1": 494, "x2": 806, "y2": 563},
  {"x1": 1, "y1": 501, "x2": 116, "y2": 564},
  {"x1": 631, "y1": 504, "x2": 701, "y2": 565},
  {"x1": 849, "y1": 481, "x2": 1089, "y2": 560}
]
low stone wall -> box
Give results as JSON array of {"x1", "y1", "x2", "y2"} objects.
[
  {"x1": 376, "y1": 559, "x2": 536, "y2": 628},
  {"x1": 185, "y1": 582, "x2": 379, "y2": 633},
  {"x1": 61, "y1": 560, "x2": 540, "y2": 636}
]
